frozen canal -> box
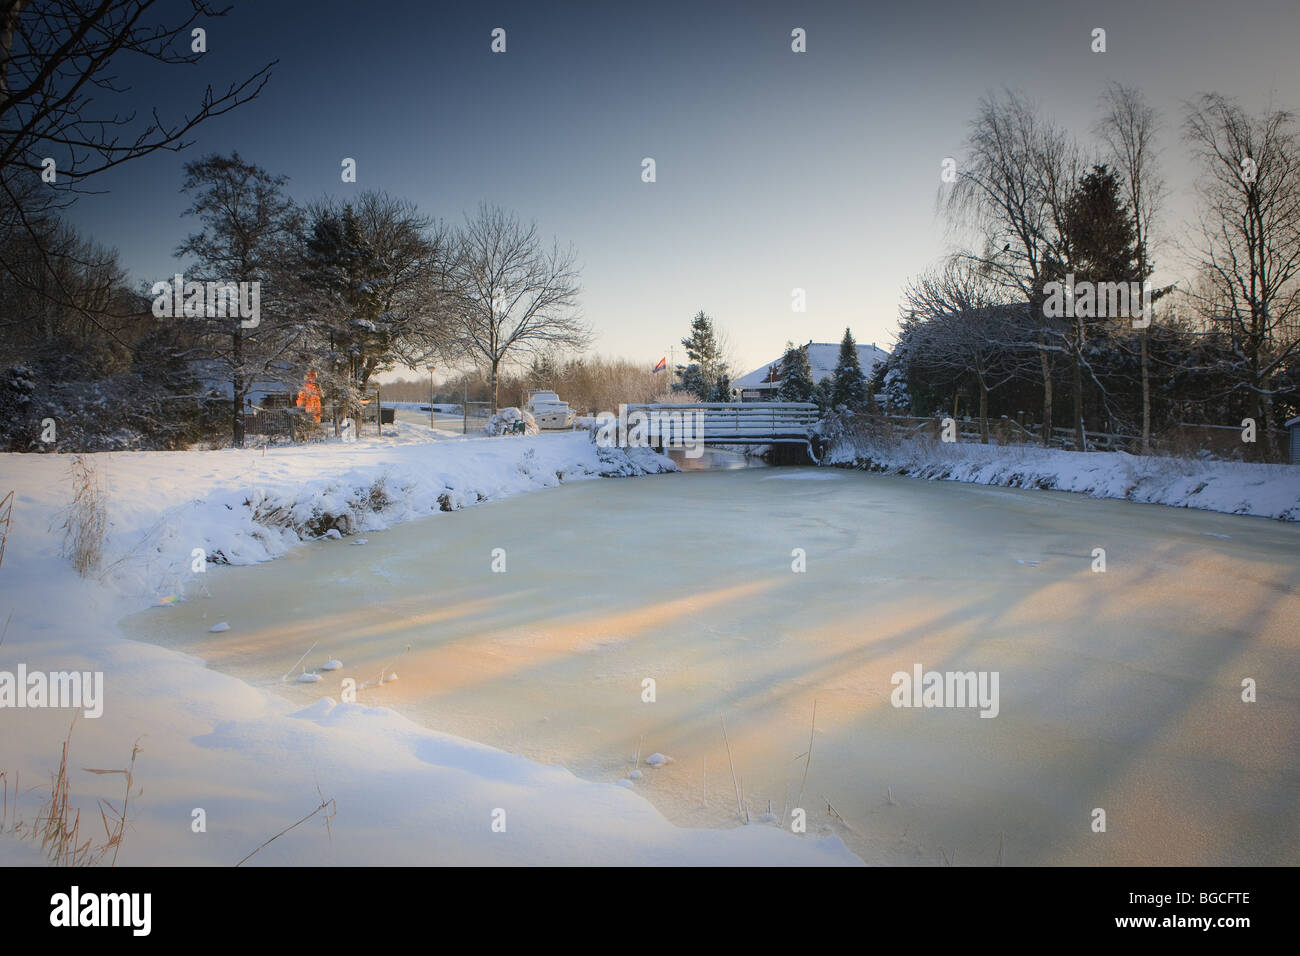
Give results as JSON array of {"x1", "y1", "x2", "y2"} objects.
[{"x1": 124, "y1": 460, "x2": 1300, "y2": 865}]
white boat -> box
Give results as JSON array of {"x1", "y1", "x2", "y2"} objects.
[{"x1": 524, "y1": 389, "x2": 575, "y2": 429}]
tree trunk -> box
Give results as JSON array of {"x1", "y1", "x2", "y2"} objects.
[
  {"x1": 490, "y1": 359, "x2": 500, "y2": 414},
  {"x1": 979, "y1": 382, "x2": 989, "y2": 444},
  {"x1": 1260, "y1": 389, "x2": 1275, "y2": 463},
  {"x1": 1037, "y1": 331, "x2": 1052, "y2": 447},
  {"x1": 0, "y1": 1, "x2": 28, "y2": 103},
  {"x1": 232, "y1": 327, "x2": 245, "y2": 448},
  {"x1": 1140, "y1": 329, "x2": 1151, "y2": 453},
  {"x1": 1071, "y1": 345, "x2": 1085, "y2": 452},
  {"x1": 232, "y1": 386, "x2": 246, "y2": 448}
]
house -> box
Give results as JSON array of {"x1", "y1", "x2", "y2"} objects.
[
  {"x1": 187, "y1": 359, "x2": 299, "y2": 409},
  {"x1": 732, "y1": 341, "x2": 890, "y2": 401},
  {"x1": 1287, "y1": 416, "x2": 1300, "y2": 464}
]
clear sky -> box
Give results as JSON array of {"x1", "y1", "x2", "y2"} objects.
[{"x1": 63, "y1": 0, "x2": 1300, "y2": 378}]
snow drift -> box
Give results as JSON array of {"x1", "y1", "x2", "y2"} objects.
[{"x1": 825, "y1": 436, "x2": 1300, "y2": 521}]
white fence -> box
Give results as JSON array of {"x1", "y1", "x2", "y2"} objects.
[{"x1": 622, "y1": 402, "x2": 820, "y2": 442}]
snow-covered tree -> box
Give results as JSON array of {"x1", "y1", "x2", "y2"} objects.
[
  {"x1": 675, "y1": 311, "x2": 730, "y2": 400},
  {"x1": 300, "y1": 191, "x2": 457, "y2": 428},
  {"x1": 1043, "y1": 164, "x2": 1144, "y2": 450},
  {"x1": 831, "y1": 328, "x2": 868, "y2": 409},
  {"x1": 812, "y1": 376, "x2": 835, "y2": 416},
  {"x1": 177, "y1": 153, "x2": 304, "y2": 447},
  {"x1": 777, "y1": 342, "x2": 814, "y2": 402},
  {"x1": 902, "y1": 259, "x2": 1033, "y2": 441}
]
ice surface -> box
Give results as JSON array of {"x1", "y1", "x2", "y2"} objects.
[
  {"x1": 3, "y1": 434, "x2": 861, "y2": 866},
  {"x1": 124, "y1": 467, "x2": 1300, "y2": 865}
]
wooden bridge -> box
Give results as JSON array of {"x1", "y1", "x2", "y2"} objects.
[{"x1": 621, "y1": 402, "x2": 823, "y2": 461}]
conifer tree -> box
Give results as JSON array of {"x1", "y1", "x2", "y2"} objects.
[
  {"x1": 675, "y1": 311, "x2": 729, "y2": 399},
  {"x1": 777, "y1": 341, "x2": 814, "y2": 401},
  {"x1": 831, "y1": 328, "x2": 868, "y2": 409}
]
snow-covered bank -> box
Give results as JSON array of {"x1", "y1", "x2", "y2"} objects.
[
  {"x1": 0, "y1": 428, "x2": 860, "y2": 865},
  {"x1": 825, "y1": 437, "x2": 1300, "y2": 521},
  {"x1": 9, "y1": 426, "x2": 676, "y2": 601}
]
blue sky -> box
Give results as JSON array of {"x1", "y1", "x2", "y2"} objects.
[{"x1": 63, "y1": 0, "x2": 1300, "y2": 378}]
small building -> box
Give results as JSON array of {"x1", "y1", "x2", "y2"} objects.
[
  {"x1": 732, "y1": 341, "x2": 890, "y2": 401},
  {"x1": 188, "y1": 359, "x2": 298, "y2": 409},
  {"x1": 1287, "y1": 416, "x2": 1300, "y2": 464}
]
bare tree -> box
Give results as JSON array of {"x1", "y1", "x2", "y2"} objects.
[
  {"x1": 0, "y1": 0, "x2": 272, "y2": 340},
  {"x1": 0, "y1": 209, "x2": 137, "y2": 359},
  {"x1": 942, "y1": 91, "x2": 1079, "y2": 445},
  {"x1": 1098, "y1": 83, "x2": 1167, "y2": 452},
  {"x1": 446, "y1": 203, "x2": 589, "y2": 412},
  {"x1": 903, "y1": 258, "x2": 1029, "y2": 442},
  {"x1": 350, "y1": 192, "x2": 455, "y2": 369},
  {"x1": 0, "y1": 1, "x2": 271, "y2": 191},
  {"x1": 1183, "y1": 93, "x2": 1300, "y2": 460}
]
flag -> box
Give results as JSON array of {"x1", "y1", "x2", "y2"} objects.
[{"x1": 653, "y1": 357, "x2": 667, "y2": 373}]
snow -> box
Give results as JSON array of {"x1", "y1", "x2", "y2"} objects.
[
  {"x1": 760, "y1": 471, "x2": 844, "y2": 481},
  {"x1": 483, "y1": 407, "x2": 538, "y2": 437},
  {"x1": 825, "y1": 437, "x2": 1300, "y2": 521},
  {"x1": 0, "y1": 424, "x2": 860, "y2": 866}
]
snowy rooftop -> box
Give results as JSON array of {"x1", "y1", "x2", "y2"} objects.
[{"x1": 733, "y1": 342, "x2": 890, "y2": 391}]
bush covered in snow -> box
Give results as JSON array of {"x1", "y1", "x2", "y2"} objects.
[
  {"x1": 824, "y1": 434, "x2": 1300, "y2": 521},
  {"x1": 483, "y1": 407, "x2": 538, "y2": 436},
  {"x1": 1, "y1": 350, "x2": 227, "y2": 453}
]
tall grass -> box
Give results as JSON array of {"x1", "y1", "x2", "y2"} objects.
[
  {"x1": 1, "y1": 718, "x2": 141, "y2": 866},
  {"x1": 60, "y1": 455, "x2": 107, "y2": 577}
]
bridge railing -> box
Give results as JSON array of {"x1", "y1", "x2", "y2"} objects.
[{"x1": 623, "y1": 402, "x2": 820, "y2": 441}]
